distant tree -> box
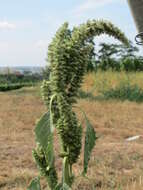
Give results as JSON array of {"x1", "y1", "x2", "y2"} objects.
[
  {"x1": 118, "y1": 41, "x2": 139, "y2": 59},
  {"x1": 98, "y1": 43, "x2": 119, "y2": 60},
  {"x1": 98, "y1": 41, "x2": 139, "y2": 60},
  {"x1": 96, "y1": 41, "x2": 141, "y2": 71},
  {"x1": 23, "y1": 70, "x2": 32, "y2": 75}
]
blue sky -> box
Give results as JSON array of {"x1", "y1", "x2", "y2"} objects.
[{"x1": 0, "y1": 0, "x2": 140, "y2": 67}]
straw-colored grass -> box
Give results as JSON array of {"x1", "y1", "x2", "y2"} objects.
[{"x1": 1, "y1": 72, "x2": 143, "y2": 189}]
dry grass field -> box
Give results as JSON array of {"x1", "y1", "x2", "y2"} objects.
[{"x1": 1, "y1": 72, "x2": 143, "y2": 189}]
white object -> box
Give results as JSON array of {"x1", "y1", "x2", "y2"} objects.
[{"x1": 126, "y1": 135, "x2": 141, "y2": 142}]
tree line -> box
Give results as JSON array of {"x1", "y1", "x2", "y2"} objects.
[{"x1": 87, "y1": 41, "x2": 143, "y2": 71}]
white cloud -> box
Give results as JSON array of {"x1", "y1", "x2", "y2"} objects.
[
  {"x1": 73, "y1": 0, "x2": 124, "y2": 15},
  {"x1": 35, "y1": 40, "x2": 50, "y2": 49},
  {"x1": 0, "y1": 21, "x2": 16, "y2": 30}
]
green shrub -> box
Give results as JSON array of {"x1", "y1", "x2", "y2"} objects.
[
  {"x1": 101, "y1": 82, "x2": 143, "y2": 102},
  {"x1": 0, "y1": 82, "x2": 35, "y2": 92},
  {"x1": 0, "y1": 73, "x2": 42, "y2": 84},
  {"x1": 0, "y1": 83, "x2": 23, "y2": 91}
]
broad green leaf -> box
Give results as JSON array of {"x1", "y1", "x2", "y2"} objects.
[
  {"x1": 83, "y1": 116, "x2": 97, "y2": 175},
  {"x1": 35, "y1": 112, "x2": 51, "y2": 150},
  {"x1": 27, "y1": 177, "x2": 41, "y2": 190},
  {"x1": 45, "y1": 134, "x2": 55, "y2": 168},
  {"x1": 35, "y1": 111, "x2": 54, "y2": 167}
]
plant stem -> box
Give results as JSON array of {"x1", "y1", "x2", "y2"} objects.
[{"x1": 62, "y1": 156, "x2": 72, "y2": 187}]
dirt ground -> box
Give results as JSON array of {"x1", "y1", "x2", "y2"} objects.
[{"x1": 1, "y1": 85, "x2": 143, "y2": 190}]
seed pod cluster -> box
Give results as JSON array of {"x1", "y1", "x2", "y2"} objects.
[
  {"x1": 57, "y1": 95, "x2": 82, "y2": 164},
  {"x1": 32, "y1": 145, "x2": 58, "y2": 189},
  {"x1": 41, "y1": 80, "x2": 51, "y2": 106},
  {"x1": 42, "y1": 20, "x2": 129, "y2": 169}
]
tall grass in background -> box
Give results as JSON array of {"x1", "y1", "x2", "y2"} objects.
[{"x1": 80, "y1": 70, "x2": 143, "y2": 102}]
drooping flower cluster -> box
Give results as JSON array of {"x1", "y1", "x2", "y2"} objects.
[
  {"x1": 31, "y1": 20, "x2": 129, "y2": 189},
  {"x1": 41, "y1": 20, "x2": 128, "y2": 165}
]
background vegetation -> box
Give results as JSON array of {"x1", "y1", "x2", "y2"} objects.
[
  {"x1": 79, "y1": 71, "x2": 143, "y2": 102},
  {"x1": 0, "y1": 73, "x2": 42, "y2": 91},
  {"x1": 87, "y1": 41, "x2": 143, "y2": 72}
]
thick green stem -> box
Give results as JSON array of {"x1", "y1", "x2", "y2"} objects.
[{"x1": 62, "y1": 156, "x2": 72, "y2": 187}]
